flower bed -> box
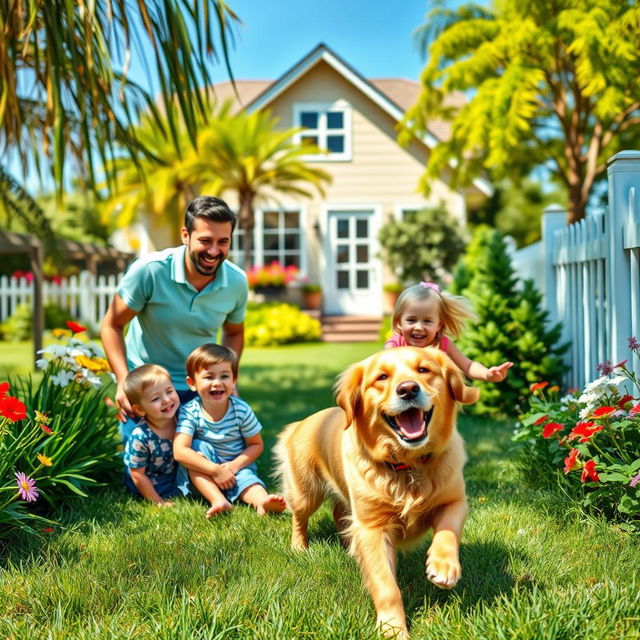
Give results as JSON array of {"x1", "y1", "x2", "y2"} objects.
[
  {"x1": 245, "y1": 302, "x2": 321, "y2": 346},
  {"x1": 0, "y1": 322, "x2": 121, "y2": 537},
  {"x1": 513, "y1": 338, "x2": 640, "y2": 532}
]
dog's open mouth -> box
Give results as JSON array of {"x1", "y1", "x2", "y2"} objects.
[{"x1": 383, "y1": 407, "x2": 434, "y2": 442}]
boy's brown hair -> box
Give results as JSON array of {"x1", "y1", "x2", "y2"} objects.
[
  {"x1": 186, "y1": 343, "x2": 238, "y2": 379},
  {"x1": 123, "y1": 364, "x2": 173, "y2": 407}
]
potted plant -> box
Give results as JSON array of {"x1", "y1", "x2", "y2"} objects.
[
  {"x1": 383, "y1": 281, "x2": 403, "y2": 314},
  {"x1": 301, "y1": 282, "x2": 322, "y2": 310},
  {"x1": 247, "y1": 262, "x2": 299, "y2": 301}
]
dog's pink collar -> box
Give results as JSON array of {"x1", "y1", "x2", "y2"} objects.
[{"x1": 385, "y1": 455, "x2": 431, "y2": 471}]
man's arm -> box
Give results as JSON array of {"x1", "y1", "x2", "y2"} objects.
[
  {"x1": 221, "y1": 321, "x2": 244, "y2": 361},
  {"x1": 101, "y1": 293, "x2": 139, "y2": 418}
]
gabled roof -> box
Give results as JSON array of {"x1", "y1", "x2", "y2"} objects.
[{"x1": 210, "y1": 43, "x2": 492, "y2": 196}]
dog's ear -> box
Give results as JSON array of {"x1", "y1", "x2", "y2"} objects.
[
  {"x1": 444, "y1": 359, "x2": 480, "y2": 405},
  {"x1": 334, "y1": 361, "x2": 365, "y2": 429}
]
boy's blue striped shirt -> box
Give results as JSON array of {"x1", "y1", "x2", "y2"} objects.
[{"x1": 175, "y1": 395, "x2": 261, "y2": 461}]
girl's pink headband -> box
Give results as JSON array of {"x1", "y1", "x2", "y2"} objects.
[{"x1": 420, "y1": 281, "x2": 441, "y2": 293}]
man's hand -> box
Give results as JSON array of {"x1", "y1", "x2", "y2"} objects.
[{"x1": 115, "y1": 381, "x2": 135, "y2": 421}]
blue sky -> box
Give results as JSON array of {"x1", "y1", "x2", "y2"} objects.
[{"x1": 177, "y1": 1, "x2": 428, "y2": 87}]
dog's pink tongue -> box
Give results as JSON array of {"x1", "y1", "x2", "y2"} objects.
[{"x1": 395, "y1": 408, "x2": 425, "y2": 439}]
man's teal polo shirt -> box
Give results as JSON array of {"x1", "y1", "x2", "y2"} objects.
[{"x1": 117, "y1": 245, "x2": 248, "y2": 390}]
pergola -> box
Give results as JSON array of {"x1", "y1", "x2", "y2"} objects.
[{"x1": 0, "y1": 230, "x2": 134, "y2": 366}]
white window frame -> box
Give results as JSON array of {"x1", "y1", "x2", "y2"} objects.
[
  {"x1": 293, "y1": 101, "x2": 352, "y2": 162},
  {"x1": 230, "y1": 207, "x2": 308, "y2": 274}
]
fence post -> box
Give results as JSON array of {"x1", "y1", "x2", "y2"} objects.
[
  {"x1": 541, "y1": 204, "x2": 566, "y2": 325},
  {"x1": 606, "y1": 151, "x2": 640, "y2": 367}
]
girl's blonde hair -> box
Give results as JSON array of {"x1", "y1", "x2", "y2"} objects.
[
  {"x1": 123, "y1": 364, "x2": 172, "y2": 406},
  {"x1": 392, "y1": 282, "x2": 477, "y2": 341}
]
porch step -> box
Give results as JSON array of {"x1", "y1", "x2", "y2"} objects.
[{"x1": 321, "y1": 315, "x2": 382, "y2": 343}]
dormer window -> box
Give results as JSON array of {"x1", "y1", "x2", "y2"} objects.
[{"x1": 293, "y1": 102, "x2": 352, "y2": 161}]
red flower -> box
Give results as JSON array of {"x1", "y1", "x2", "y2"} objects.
[
  {"x1": 542, "y1": 422, "x2": 564, "y2": 438},
  {"x1": 66, "y1": 321, "x2": 87, "y2": 334},
  {"x1": 614, "y1": 360, "x2": 628, "y2": 369},
  {"x1": 630, "y1": 404, "x2": 640, "y2": 415},
  {"x1": 618, "y1": 395, "x2": 634, "y2": 409},
  {"x1": 534, "y1": 414, "x2": 548, "y2": 426},
  {"x1": 0, "y1": 395, "x2": 27, "y2": 422},
  {"x1": 581, "y1": 460, "x2": 600, "y2": 483},
  {"x1": 569, "y1": 421, "x2": 603, "y2": 443},
  {"x1": 0, "y1": 381, "x2": 9, "y2": 398},
  {"x1": 530, "y1": 381, "x2": 549, "y2": 392},
  {"x1": 42, "y1": 527, "x2": 54, "y2": 533},
  {"x1": 592, "y1": 406, "x2": 616, "y2": 418},
  {"x1": 40, "y1": 423, "x2": 53, "y2": 435},
  {"x1": 564, "y1": 448, "x2": 579, "y2": 474}
]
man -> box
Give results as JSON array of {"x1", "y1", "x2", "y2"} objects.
[{"x1": 101, "y1": 196, "x2": 247, "y2": 434}]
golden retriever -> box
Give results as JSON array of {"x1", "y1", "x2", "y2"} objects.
[{"x1": 274, "y1": 346, "x2": 479, "y2": 639}]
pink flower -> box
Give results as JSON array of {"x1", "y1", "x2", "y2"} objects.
[
  {"x1": 15, "y1": 472, "x2": 39, "y2": 502},
  {"x1": 630, "y1": 473, "x2": 640, "y2": 488},
  {"x1": 542, "y1": 422, "x2": 564, "y2": 438}
]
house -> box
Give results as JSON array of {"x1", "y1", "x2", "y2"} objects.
[{"x1": 133, "y1": 43, "x2": 492, "y2": 317}]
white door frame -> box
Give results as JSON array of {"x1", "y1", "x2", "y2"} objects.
[{"x1": 319, "y1": 204, "x2": 383, "y2": 316}]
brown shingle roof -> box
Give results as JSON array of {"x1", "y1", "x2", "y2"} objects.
[{"x1": 208, "y1": 77, "x2": 464, "y2": 143}]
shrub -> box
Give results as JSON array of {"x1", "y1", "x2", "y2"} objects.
[
  {"x1": 244, "y1": 302, "x2": 321, "y2": 346},
  {"x1": 378, "y1": 205, "x2": 466, "y2": 283},
  {"x1": 0, "y1": 302, "x2": 76, "y2": 341},
  {"x1": 0, "y1": 326, "x2": 121, "y2": 537},
  {"x1": 513, "y1": 338, "x2": 640, "y2": 533},
  {"x1": 451, "y1": 226, "x2": 567, "y2": 416}
]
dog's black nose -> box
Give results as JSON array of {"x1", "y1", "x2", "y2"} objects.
[{"x1": 397, "y1": 381, "x2": 420, "y2": 399}]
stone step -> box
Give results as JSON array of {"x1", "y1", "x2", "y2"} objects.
[{"x1": 320, "y1": 315, "x2": 382, "y2": 342}]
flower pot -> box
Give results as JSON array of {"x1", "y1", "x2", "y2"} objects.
[
  {"x1": 383, "y1": 289, "x2": 401, "y2": 314},
  {"x1": 254, "y1": 285, "x2": 287, "y2": 302},
  {"x1": 302, "y1": 290, "x2": 322, "y2": 310}
]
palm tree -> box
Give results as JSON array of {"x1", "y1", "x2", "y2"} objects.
[
  {"x1": 101, "y1": 109, "x2": 198, "y2": 244},
  {"x1": 0, "y1": 0, "x2": 239, "y2": 195},
  {"x1": 188, "y1": 101, "x2": 332, "y2": 267}
]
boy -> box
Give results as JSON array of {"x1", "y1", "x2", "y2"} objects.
[
  {"x1": 173, "y1": 344, "x2": 286, "y2": 517},
  {"x1": 123, "y1": 364, "x2": 180, "y2": 506}
]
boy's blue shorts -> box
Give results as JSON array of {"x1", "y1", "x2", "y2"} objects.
[
  {"x1": 176, "y1": 439, "x2": 265, "y2": 503},
  {"x1": 124, "y1": 469, "x2": 181, "y2": 499}
]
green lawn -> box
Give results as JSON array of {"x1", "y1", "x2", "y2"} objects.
[{"x1": 1, "y1": 340, "x2": 639, "y2": 639}]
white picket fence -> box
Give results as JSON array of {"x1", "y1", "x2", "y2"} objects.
[
  {"x1": 0, "y1": 272, "x2": 121, "y2": 330},
  {"x1": 512, "y1": 151, "x2": 640, "y2": 389}
]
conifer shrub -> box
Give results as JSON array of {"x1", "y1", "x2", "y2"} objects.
[{"x1": 451, "y1": 226, "x2": 567, "y2": 416}]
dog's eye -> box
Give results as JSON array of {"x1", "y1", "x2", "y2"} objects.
[
  {"x1": 418, "y1": 367, "x2": 429, "y2": 374},
  {"x1": 377, "y1": 373, "x2": 388, "y2": 381}
]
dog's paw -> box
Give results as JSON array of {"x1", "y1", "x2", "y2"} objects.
[{"x1": 425, "y1": 550, "x2": 461, "y2": 589}]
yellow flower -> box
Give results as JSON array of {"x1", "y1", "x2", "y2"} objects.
[
  {"x1": 34, "y1": 410, "x2": 51, "y2": 425},
  {"x1": 37, "y1": 453, "x2": 53, "y2": 467},
  {"x1": 75, "y1": 355, "x2": 111, "y2": 373},
  {"x1": 52, "y1": 328, "x2": 72, "y2": 339}
]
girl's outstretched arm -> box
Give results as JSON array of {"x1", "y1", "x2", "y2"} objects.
[{"x1": 445, "y1": 342, "x2": 513, "y2": 382}]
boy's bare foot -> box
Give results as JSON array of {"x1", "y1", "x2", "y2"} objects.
[
  {"x1": 205, "y1": 500, "x2": 233, "y2": 518},
  {"x1": 256, "y1": 494, "x2": 286, "y2": 516}
]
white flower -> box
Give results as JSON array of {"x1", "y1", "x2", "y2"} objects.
[
  {"x1": 38, "y1": 344, "x2": 68, "y2": 357},
  {"x1": 50, "y1": 370, "x2": 75, "y2": 387},
  {"x1": 35, "y1": 358, "x2": 48, "y2": 370}
]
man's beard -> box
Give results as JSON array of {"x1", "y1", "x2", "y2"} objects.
[{"x1": 189, "y1": 250, "x2": 224, "y2": 277}]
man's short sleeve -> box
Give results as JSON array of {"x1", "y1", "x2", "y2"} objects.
[
  {"x1": 116, "y1": 259, "x2": 153, "y2": 312},
  {"x1": 224, "y1": 278, "x2": 249, "y2": 324}
]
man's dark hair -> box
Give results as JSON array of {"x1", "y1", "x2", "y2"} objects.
[{"x1": 184, "y1": 196, "x2": 237, "y2": 234}]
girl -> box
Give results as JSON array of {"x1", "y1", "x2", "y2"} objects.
[{"x1": 385, "y1": 281, "x2": 512, "y2": 382}]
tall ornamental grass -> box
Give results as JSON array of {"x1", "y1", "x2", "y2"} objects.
[{"x1": 0, "y1": 323, "x2": 121, "y2": 538}]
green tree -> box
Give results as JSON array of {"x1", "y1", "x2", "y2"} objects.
[
  {"x1": 0, "y1": 0, "x2": 238, "y2": 194},
  {"x1": 451, "y1": 227, "x2": 566, "y2": 417},
  {"x1": 378, "y1": 205, "x2": 466, "y2": 284},
  {"x1": 187, "y1": 102, "x2": 332, "y2": 267},
  {"x1": 407, "y1": 1, "x2": 640, "y2": 224}
]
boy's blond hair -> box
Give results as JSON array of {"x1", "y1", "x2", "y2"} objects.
[
  {"x1": 123, "y1": 364, "x2": 172, "y2": 406},
  {"x1": 392, "y1": 283, "x2": 477, "y2": 341},
  {"x1": 186, "y1": 343, "x2": 238, "y2": 379}
]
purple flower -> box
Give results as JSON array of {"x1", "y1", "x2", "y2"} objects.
[
  {"x1": 630, "y1": 473, "x2": 640, "y2": 488},
  {"x1": 628, "y1": 337, "x2": 640, "y2": 351},
  {"x1": 15, "y1": 471, "x2": 39, "y2": 502},
  {"x1": 596, "y1": 360, "x2": 614, "y2": 376}
]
